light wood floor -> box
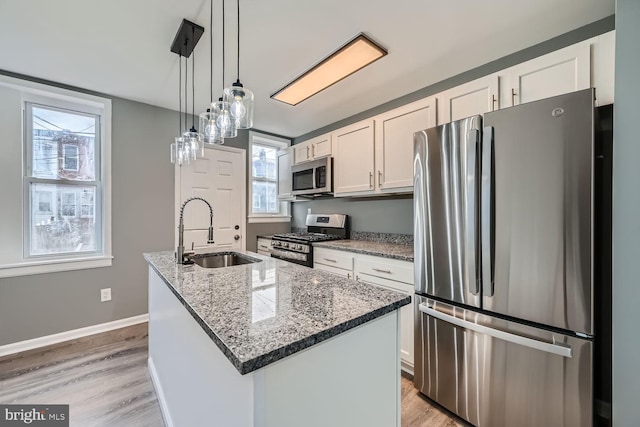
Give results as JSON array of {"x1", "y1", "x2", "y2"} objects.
[{"x1": 0, "y1": 324, "x2": 466, "y2": 427}]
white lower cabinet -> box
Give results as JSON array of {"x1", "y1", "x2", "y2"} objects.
[
  {"x1": 256, "y1": 238, "x2": 272, "y2": 256},
  {"x1": 313, "y1": 247, "x2": 354, "y2": 279},
  {"x1": 313, "y1": 247, "x2": 414, "y2": 373}
]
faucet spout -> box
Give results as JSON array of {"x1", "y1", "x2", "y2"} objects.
[{"x1": 177, "y1": 197, "x2": 215, "y2": 264}]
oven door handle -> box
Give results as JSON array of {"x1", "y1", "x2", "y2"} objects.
[{"x1": 418, "y1": 303, "x2": 572, "y2": 358}]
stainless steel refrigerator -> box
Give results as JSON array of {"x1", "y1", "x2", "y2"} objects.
[{"x1": 413, "y1": 89, "x2": 596, "y2": 427}]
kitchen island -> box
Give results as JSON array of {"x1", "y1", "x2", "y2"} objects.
[{"x1": 144, "y1": 250, "x2": 410, "y2": 427}]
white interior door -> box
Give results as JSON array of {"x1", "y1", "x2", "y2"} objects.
[{"x1": 176, "y1": 146, "x2": 246, "y2": 251}]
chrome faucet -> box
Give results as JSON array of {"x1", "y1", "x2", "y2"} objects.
[{"x1": 177, "y1": 197, "x2": 215, "y2": 264}]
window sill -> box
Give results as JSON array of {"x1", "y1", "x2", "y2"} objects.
[
  {"x1": 0, "y1": 255, "x2": 113, "y2": 278},
  {"x1": 248, "y1": 216, "x2": 292, "y2": 224}
]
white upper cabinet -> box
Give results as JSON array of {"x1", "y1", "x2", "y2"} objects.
[
  {"x1": 332, "y1": 119, "x2": 375, "y2": 195},
  {"x1": 375, "y1": 97, "x2": 437, "y2": 192},
  {"x1": 276, "y1": 147, "x2": 294, "y2": 200},
  {"x1": 505, "y1": 42, "x2": 590, "y2": 107},
  {"x1": 293, "y1": 133, "x2": 332, "y2": 165},
  {"x1": 438, "y1": 75, "x2": 499, "y2": 125}
]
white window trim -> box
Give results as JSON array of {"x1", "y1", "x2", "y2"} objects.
[
  {"x1": 0, "y1": 74, "x2": 112, "y2": 278},
  {"x1": 248, "y1": 131, "x2": 291, "y2": 224}
]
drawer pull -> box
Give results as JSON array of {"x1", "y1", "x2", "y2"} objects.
[
  {"x1": 259, "y1": 245, "x2": 268, "y2": 249},
  {"x1": 323, "y1": 258, "x2": 337, "y2": 263},
  {"x1": 372, "y1": 268, "x2": 392, "y2": 274}
]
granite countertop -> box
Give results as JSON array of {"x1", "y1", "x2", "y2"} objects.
[
  {"x1": 144, "y1": 250, "x2": 410, "y2": 375},
  {"x1": 313, "y1": 240, "x2": 414, "y2": 262}
]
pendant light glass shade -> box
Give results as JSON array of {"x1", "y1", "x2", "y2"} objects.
[
  {"x1": 199, "y1": 109, "x2": 224, "y2": 144},
  {"x1": 183, "y1": 130, "x2": 205, "y2": 157},
  {"x1": 171, "y1": 136, "x2": 193, "y2": 165},
  {"x1": 224, "y1": 81, "x2": 254, "y2": 129},
  {"x1": 212, "y1": 98, "x2": 237, "y2": 138}
]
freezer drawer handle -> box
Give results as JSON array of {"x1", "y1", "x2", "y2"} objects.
[{"x1": 418, "y1": 303, "x2": 572, "y2": 358}]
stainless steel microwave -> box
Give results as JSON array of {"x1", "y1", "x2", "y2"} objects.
[{"x1": 291, "y1": 157, "x2": 332, "y2": 196}]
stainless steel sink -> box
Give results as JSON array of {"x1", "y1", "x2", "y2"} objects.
[{"x1": 188, "y1": 252, "x2": 262, "y2": 268}]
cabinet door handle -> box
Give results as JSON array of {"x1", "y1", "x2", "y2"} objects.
[
  {"x1": 347, "y1": 273, "x2": 351, "y2": 279},
  {"x1": 511, "y1": 88, "x2": 517, "y2": 105},
  {"x1": 323, "y1": 258, "x2": 337, "y2": 263},
  {"x1": 378, "y1": 170, "x2": 383, "y2": 188},
  {"x1": 306, "y1": 145, "x2": 310, "y2": 159},
  {"x1": 372, "y1": 268, "x2": 392, "y2": 274},
  {"x1": 311, "y1": 144, "x2": 315, "y2": 158},
  {"x1": 491, "y1": 94, "x2": 497, "y2": 111},
  {"x1": 369, "y1": 172, "x2": 373, "y2": 188}
]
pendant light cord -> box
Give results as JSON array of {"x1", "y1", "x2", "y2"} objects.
[
  {"x1": 222, "y1": 0, "x2": 225, "y2": 92},
  {"x1": 192, "y1": 27, "x2": 196, "y2": 129},
  {"x1": 178, "y1": 53, "x2": 182, "y2": 135},
  {"x1": 236, "y1": 0, "x2": 240, "y2": 81},
  {"x1": 210, "y1": 0, "x2": 213, "y2": 103},
  {"x1": 184, "y1": 43, "x2": 188, "y2": 133}
]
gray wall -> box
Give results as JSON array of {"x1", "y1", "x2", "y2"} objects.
[
  {"x1": 612, "y1": 0, "x2": 640, "y2": 424},
  {"x1": 0, "y1": 94, "x2": 175, "y2": 346},
  {"x1": 292, "y1": 196, "x2": 412, "y2": 234}
]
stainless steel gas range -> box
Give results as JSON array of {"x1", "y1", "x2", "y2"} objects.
[{"x1": 270, "y1": 214, "x2": 349, "y2": 267}]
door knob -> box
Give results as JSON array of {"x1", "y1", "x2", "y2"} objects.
[
  {"x1": 234, "y1": 235, "x2": 240, "y2": 240},
  {"x1": 234, "y1": 225, "x2": 240, "y2": 230}
]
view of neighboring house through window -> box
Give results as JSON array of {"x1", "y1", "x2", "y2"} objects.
[{"x1": 26, "y1": 103, "x2": 100, "y2": 256}]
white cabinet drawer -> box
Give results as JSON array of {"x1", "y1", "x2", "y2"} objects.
[
  {"x1": 314, "y1": 247, "x2": 354, "y2": 271},
  {"x1": 257, "y1": 238, "x2": 272, "y2": 253},
  {"x1": 315, "y1": 263, "x2": 353, "y2": 279},
  {"x1": 356, "y1": 255, "x2": 413, "y2": 285}
]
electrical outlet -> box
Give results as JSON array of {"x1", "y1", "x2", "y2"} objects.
[{"x1": 100, "y1": 288, "x2": 112, "y2": 302}]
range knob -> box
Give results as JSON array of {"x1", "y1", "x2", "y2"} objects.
[
  {"x1": 272, "y1": 241, "x2": 280, "y2": 247},
  {"x1": 282, "y1": 242, "x2": 289, "y2": 248}
]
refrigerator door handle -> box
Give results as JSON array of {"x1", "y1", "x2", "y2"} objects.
[
  {"x1": 419, "y1": 303, "x2": 572, "y2": 358},
  {"x1": 481, "y1": 126, "x2": 494, "y2": 296},
  {"x1": 466, "y1": 129, "x2": 480, "y2": 295}
]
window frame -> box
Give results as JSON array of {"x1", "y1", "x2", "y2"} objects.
[
  {"x1": 248, "y1": 131, "x2": 291, "y2": 223},
  {"x1": 62, "y1": 143, "x2": 80, "y2": 171},
  {"x1": 0, "y1": 74, "x2": 112, "y2": 278}
]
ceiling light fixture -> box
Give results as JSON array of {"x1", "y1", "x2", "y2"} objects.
[
  {"x1": 170, "y1": 19, "x2": 205, "y2": 164},
  {"x1": 223, "y1": 0, "x2": 253, "y2": 129},
  {"x1": 271, "y1": 33, "x2": 387, "y2": 106}
]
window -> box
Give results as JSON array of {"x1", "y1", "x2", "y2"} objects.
[
  {"x1": 25, "y1": 103, "x2": 102, "y2": 257},
  {"x1": 248, "y1": 132, "x2": 290, "y2": 223},
  {"x1": 0, "y1": 73, "x2": 112, "y2": 277},
  {"x1": 63, "y1": 144, "x2": 79, "y2": 171}
]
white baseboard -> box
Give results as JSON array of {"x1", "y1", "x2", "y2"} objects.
[
  {"x1": 0, "y1": 314, "x2": 149, "y2": 358},
  {"x1": 148, "y1": 356, "x2": 174, "y2": 427}
]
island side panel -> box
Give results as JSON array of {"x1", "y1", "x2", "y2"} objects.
[
  {"x1": 253, "y1": 311, "x2": 401, "y2": 427},
  {"x1": 148, "y1": 267, "x2": 255, "y2": 427}
]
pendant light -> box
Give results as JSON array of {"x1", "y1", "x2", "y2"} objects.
[
  {"x1": 199, "y1": 0, "x2": 223, "y2": 144},
  {"x1": 212, "y1": 0, "x2": 237, "y2": 139},
  {"x1": 223, "y1": 0, "x2": 253, "y2": 129},
  {"x1": 182, "y1": 25, "x2": 205, "y2": 157},
  {"x1": 171, "y1": 53, "x2": 191, "y2": 165},
  {"x1": 170, "y1": 19, "x2": 205, "y2": 164}
]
